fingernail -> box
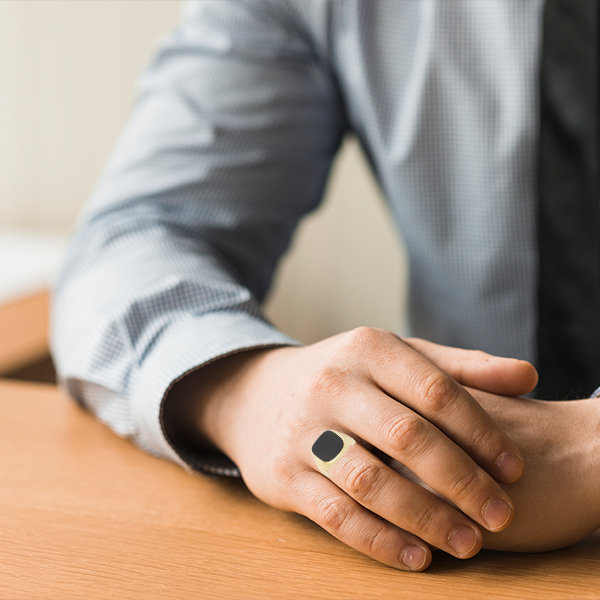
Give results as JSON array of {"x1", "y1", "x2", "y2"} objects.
[
  {"x1": 495, "y1": 452, "x2": 524, "y2": 482},
  {"x1": 401, "y1": 545, "x2": 427, "y2": 571},
  {"x1": 448, "y1": 526, "x2": 478, "y2": 557},
  {"x1": 483, "y1": 498, "x2": 512, "y2": 531}
]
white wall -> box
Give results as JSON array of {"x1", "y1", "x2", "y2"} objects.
[
  {"x1": 0, "y1": 0, "x2": 408, "y2": 343},
  {"x1": 0, "y1": 0, "x2": 183, "y2": 230},
  {"x1": 265, "y1": 137, "x2": 408, "y2": 343}
]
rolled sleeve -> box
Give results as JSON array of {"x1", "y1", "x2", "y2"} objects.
[
  {"x1": 133, "y1": 311, "x2": 299, "y2": 476},
  {"x1": 50, "y1": 0, "x2": 346, "y2": 476}
]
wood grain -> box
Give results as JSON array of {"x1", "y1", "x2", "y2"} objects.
[{"x1": 0, "y1": 378, "x2": 599, "y2": 599}]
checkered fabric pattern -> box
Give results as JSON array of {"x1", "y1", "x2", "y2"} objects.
[{"x1": 50, "y1": 0, "x2": 544, "y2": 477}]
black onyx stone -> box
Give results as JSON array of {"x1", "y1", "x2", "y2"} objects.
[{"x1": 312, "y1": 431, "x2": 344, "y2": 462}]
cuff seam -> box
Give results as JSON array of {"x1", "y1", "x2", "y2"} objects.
[{"x1": 159, "y1": 341, "x2": 300, "y2": 477}]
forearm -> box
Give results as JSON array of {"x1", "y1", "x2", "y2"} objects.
[
  {"x1": 51, "y1": 0, "x2": 344, "y2": 474},
  {"x1": 51, "y1": 216, "x2": 296, "y2": 468}
]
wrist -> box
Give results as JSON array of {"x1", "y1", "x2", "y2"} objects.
[{"x1": 162, "y1": 348, "x2": 274, "y2": 458}]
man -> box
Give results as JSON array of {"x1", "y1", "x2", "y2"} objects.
[{"x1": 50, "y1": 0, "x2": 600, "y2": 571}]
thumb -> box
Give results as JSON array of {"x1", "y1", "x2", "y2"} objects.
[{"x1": 401, "y1": 337, "x2": 538, "y2": 397}]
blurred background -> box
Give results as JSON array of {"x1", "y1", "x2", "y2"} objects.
[{"x1": 0, "y1": 0, "x2": 408, "y2": 384}]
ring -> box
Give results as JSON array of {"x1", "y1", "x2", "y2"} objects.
[{"x1": 312, "y1": 430, "x2": 356, "y2": 477}]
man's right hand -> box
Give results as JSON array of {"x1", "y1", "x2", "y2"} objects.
[{"x1": 163, "y1": 328, "x2": 538, "y2": 571}]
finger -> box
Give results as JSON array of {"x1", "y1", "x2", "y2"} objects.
[
  {"x1": 401, "y1": 337, "x2": 539, "y2": 397},
  {"x1": 293, "y1": 469, "x2": 433, "y2": 571},
  {"x1": 322, "y1": 437, "x2": 483, "y2": 559},
  {"x1": 360, "y1": 330, "x2": 525, "y2": 483},
  {"x1": 342, "y1": 384, "x2": 516, "y2": 533}
]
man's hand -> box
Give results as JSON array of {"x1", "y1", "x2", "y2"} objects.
[
  {"x1": 468, "y1": 390, "x2": 600, "y2": 552},
  {"x1": 164, "y1": 328, "x2": 537, "y2": 571},
  {"x1": 388, "y1": 389, "x2": 600, "y2": 553}
]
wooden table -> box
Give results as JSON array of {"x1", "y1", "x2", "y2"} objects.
[
  {"x1": 1, "y1": 378, "x2": 599, "y2": 600},
  {"x1": 0, "y1": 289, "x2": 50, "y2": 375},
  {"x1": 0, "y1": 225, "x2": 67, "y2": 380}
]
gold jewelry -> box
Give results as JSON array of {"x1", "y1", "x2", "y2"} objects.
[{"x1": 312, "y1": 430, "x2": 356, "y2": 477}]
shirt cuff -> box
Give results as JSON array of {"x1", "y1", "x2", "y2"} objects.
[{"x1": 130, "y1": 310, "x2": 301, "y2": 477}]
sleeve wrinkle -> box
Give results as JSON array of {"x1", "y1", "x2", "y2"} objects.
[{"x1": 51, "y1": 0, "x2": 344, "y2": 476}]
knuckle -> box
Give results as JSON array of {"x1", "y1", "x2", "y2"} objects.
[
  {"x1": 384, "y1": 413, "x2": 428, "y2": 456},
  {"x1": 468, "y1": 423, "x2": 494, "y2": 452},
  {"x1": 448, "y1": 469, "x2": 483, "y2": 504},
  {"x1": 306, "y1": 365, "x2": 346, "y2": 398},
  {"x1": 270, "y1": 453, "x2": 297, "y2": 488},
  {"x1": 281, "y1": 411, "x2": 313, "y2": 443},
  {"x1": 343, "y1": 326, "x2": 381, "y2": 354},
  {"x1": 364, "y1": 524, "x2": 389, "y2": 556},
  {"x1": 419, "y1": 371, "x2": 459, "y2": 414},
  {"x1": 344, "y1": 460, "x2": 384, "y2": 501},
  {"x1": 338, "y1": 326, "x2": 394, "y2": 377},
  {"x1": 316, "y1": 495, "x2": 352, "y2": 534},
  {"x1": 411, "y1": 503, "x2": 440, "y2": 536}
]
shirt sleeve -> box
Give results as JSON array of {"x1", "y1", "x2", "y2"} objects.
[{"x1": 49, "y1": 0, "x2": 348, "y2": 477}]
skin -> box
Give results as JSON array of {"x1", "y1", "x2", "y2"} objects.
[
  {"x1": 385, "y1": 390, "x2": 600, "y2": 554},
  {"x1": 163, "y1": 327, "x2": 541, "y2": 571},
  {"x1": 468, "y1": 390, "x2": 600, "y2": 552}
]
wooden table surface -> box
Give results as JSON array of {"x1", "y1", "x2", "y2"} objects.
[
  {"x1": 1, "y1": 378, "x2": 599, "y2": 600},
  {"x1": 0, "y1": 289, "x2": 50, "y2": 375}
]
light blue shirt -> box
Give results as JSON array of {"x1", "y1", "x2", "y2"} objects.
[{"x1": 50, "y1": 0, "x2": 544, "y2": 476}]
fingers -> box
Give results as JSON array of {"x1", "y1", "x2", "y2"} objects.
[
  {"x1": 356, "y1": 329, "x2": 525, "y2": 484},
  {"x1": 401, "y1": 337, "x2": 539, "y2": 397},
  {"x1": 295, "y1": 469, "x2": 433, "y2": 571},
  {"x1": 219, "y1": 331, "x2": 535, "y2": 573},
  {"x1": 341, "y1": 386, "x2": 515, "y2": 533},
  {"x1": 322, "y1": 440, "x2": 484, "y2": 559}
]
